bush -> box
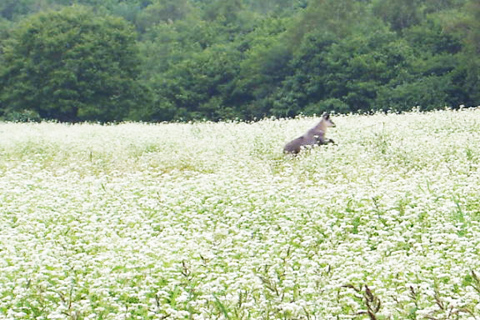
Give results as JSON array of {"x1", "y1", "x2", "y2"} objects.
[{"x1": 2, "y1": 109, "x2": 42, "y2": 122}]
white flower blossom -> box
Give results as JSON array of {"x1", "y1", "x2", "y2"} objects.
[{"x1": 1, "y1": 110, "x2": 480, "y2": 318}]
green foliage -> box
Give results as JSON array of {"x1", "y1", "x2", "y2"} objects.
[
  {"x1": 136, "y1": 0, "x2": 192, "y2": 32},
  {"x1": 1, "y1": 109, "x2": 42, "y2": 122},
  {"x1": 373, "y1": 0, "x2": 423, "y2": 32},
  {"x1": 233, "y1": 19, "x2": 292, "y2": 119},
  {"x1": 454, "y1": 0, "x2": 480, "y2": 105},
  {"x1": 0, "y1": 5, "x2": 148, "y2": 122},
  {"x1": 0, "y1": 0, "x2": 478, "y2": 122},
  {"x1": 0, "y1": 0, "x2": 36, "y2": 20},
  {"x1": 151, "y1": 44, "x2": 244, "y2": 121}
]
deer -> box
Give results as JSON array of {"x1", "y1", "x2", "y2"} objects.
[{"x1": 283, "y1": 113, "x2": 336, "y2": 155}]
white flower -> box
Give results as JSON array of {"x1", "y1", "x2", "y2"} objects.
[{"x1": 2, "y1": 110, "x2": 480, "y2": 318}]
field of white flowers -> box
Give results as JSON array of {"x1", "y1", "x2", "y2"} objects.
[{"x1": 1, "y1": 109, "x2": 480, "y2": 319}]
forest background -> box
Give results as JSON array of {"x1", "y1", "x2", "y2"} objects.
[{"x1": 0, "y1": 0, "x2": 479, "y2": 123}]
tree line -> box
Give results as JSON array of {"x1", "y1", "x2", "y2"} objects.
[{"x1": 0, "y1": 0, "x2": 478, "y2": 122}]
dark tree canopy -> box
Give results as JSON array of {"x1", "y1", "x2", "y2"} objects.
[
  {"x1": 0, "y1": 0, "x2": 478, "y2": 122},
  {"x1": 0, "y1": 5, "x2": 148, "y2": 122}
]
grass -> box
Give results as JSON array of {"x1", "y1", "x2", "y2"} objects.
[{"x1": 1, "y1": 109, "x2": 480, "y2": 319}]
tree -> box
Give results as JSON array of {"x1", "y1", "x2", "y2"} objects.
[
  {"x1": 0, "y1": 0, "x2": 35, "y2": 20},
  {"x1": 203, "y1": 0, "x2": 244, "y2": 24},
  {"x1": 0, "y1": 5, "x2": 148, "y2": 122},
  {"x1": 457, "y1": 0, "x2": 480, "y2": 104},
  {"x1": 149, "y1": 43, "x2": 243, "y2": 121},
  {"x1": 372, "y1": 0, "x2": 423, "y2": 32},
  {"x1": 136, "y1": 0, "x2": 192, "y2": 33}
]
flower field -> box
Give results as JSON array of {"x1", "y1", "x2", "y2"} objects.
[{"x1": 1, "y1": 109, "x2": 480, "y2": 319}]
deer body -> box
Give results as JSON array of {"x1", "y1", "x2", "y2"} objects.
[{"x1": 284, "y1": 113, "x2": 336, "y2": 154}]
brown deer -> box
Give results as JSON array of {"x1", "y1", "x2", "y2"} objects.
[{"x1": 284, "y1": 113, "x2": 336, "y2": 154}]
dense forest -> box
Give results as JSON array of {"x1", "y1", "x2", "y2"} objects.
[{"x1": 0, "y1": 0, "x2": 478, "y2": 122}]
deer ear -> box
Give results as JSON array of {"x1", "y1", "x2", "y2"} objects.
[{"x1": 323, "y1": 113, "x2": 330, "y2": 119}]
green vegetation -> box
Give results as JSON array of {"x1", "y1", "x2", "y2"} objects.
[
  {"x1": 1, "y1": 109, "x2": 480, "y2": 318},
  {"x1": 0, "y1": 0, "x2": 479, "y2": 122},
  {"x1": 0, "y1": 6, "x2": 147, "y2": 122}
]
